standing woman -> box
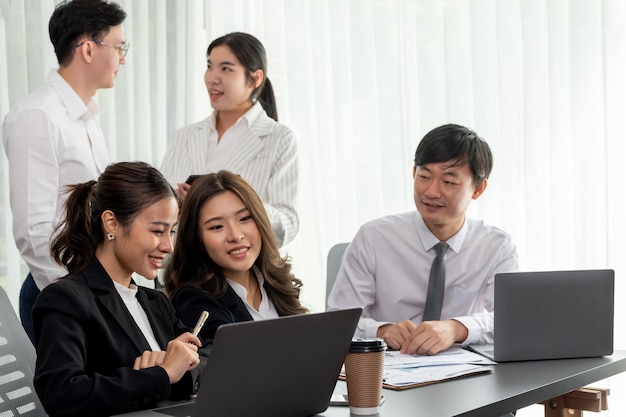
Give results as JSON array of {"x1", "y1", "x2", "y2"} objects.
[
  {"x1": 33, "y1": 162, "x2": 201, "y2": 417},
  {"x1": 163, "y1": 171, "x2": 307, "y2": 345},
  {"x1": 160, "y1": 32, "x2": 298, "y2": 247}
]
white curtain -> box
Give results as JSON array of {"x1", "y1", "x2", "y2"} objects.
[{"x1": 1, "y1": 1, "x2": 626, "y2": 412}]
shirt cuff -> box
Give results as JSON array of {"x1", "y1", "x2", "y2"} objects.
[
  {"x1": 358, "y1": 318, "x2": 392, "y2": 339},
  {"x1": 453, "y1": 315, "x2": 493, "y2": 345}
]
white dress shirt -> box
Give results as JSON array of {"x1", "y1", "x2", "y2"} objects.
[
  {"x1": 327, "y1": 211, "x2": 519, "y2": 344},
  {"x1": 2, "y1": 69, "x2": 110, "y2": 289},
  {"x1": 227, "y1": 267, "x2": 279, "y2": 320},
  {"x1": 159, "y1": 102, "x2": 299, "y2": 246},
  {"x1": 113, "y1": 281, "x2": 162, "y2": 351}
]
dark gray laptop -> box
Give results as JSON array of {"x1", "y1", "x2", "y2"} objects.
[
  {"x1": 468, "y1": 269, "x2": 614, "y2": 362},
  {"x1": 125, "y1": 308, "x2": 361, "y2": 417}
]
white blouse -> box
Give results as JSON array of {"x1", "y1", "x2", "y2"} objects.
[
  {"x1": 113, "y1": 281, "x2": 162, "y2": 351},
  {"x1": 227, "y1": 267, "x2": 279, "y2": 321}
]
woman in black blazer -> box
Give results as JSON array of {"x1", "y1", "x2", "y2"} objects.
[
  {"x1": 32, "y1": 162, "x2": 202, "y2": 417},
  {"x1": 163, "y1": 171, "x2": 307, "y2": 345}
]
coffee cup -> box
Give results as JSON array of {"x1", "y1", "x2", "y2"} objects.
[{"x1": 344, "y1": 338, "x2": 386, "y2": 415}]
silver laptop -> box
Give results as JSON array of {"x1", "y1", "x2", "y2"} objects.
[
  {"x1": 468, "y1": 269, "x2": 614, "y2": 362},
  {"x1": 120, "y1": 308, "x2": 361, "y2": 417}
]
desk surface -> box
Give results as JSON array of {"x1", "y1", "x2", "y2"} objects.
[{"x1": 119, "y1": 350, "x2": 626, "y2": 417}]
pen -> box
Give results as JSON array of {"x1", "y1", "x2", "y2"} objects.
[{"x1": 192, "y1": 310, "x2": 209, "y2": 337}]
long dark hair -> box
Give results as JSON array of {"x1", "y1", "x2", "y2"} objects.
[
  {"x1": 50, "y1": 161, "x2": 177, "y2": 275},
  {"x1": 164, "y1": 171, "x2": 306, "y2": 316},
  {"x1": 207, "y1": 32, "x2": 278, "y2": 121}
]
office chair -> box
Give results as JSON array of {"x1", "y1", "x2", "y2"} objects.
[
  {"x1": 325, "y1": 242, "x2": 349, "y2": 309},
  {"x1": 0, "y1": 286, "x2": 48, "y2": 416}
]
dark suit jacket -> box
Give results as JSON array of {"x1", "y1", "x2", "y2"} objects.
[
  {"x1": 172, "y1": 285, "x2": 254, "y2": 345},
  {"x1": 32, "y1": 259, "x2": 195, "y2": 417}
]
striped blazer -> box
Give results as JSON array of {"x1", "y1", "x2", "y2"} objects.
[{"x1": 160, "y1": 109, "x2": 299, "y2": 246}]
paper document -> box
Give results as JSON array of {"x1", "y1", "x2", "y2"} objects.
[
  {"x1": 383, "y1": 363, "x2": 490, "y2": 388},
  {"x1": 340, "y1": 347, "x2": 495, "y2": 390},
  {"x1": 381, "y1": 347, "x2": 494, "y2": 389},
  {"x1": 383, "y1": 347, "x2": 495, "y2": 369}
]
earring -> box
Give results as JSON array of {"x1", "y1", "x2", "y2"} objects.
[{"x1": 107, "y1": 233, "x2": 115, "y2": 241}]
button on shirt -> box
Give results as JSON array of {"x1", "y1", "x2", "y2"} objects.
[
  {"x1": 327, "y1": 211, "x2": 519, "y2": 344},
  {"x1": 2, "y1": 69, "x2": 110, "y2": 289}
]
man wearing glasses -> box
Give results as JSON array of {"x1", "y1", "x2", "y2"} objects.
[{"x1": 2, "y1": 0, "x2": 128, "y2": 343}]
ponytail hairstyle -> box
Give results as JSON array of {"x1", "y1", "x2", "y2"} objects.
[
  {"x1": 50, "y1": 161, "x2": 177, "y2": 275},
  {"x1": 207, "y1": 32, "x2": 278, "y2": 121},
  {"x1": 164, "y1": 170, "x2": 307, "y2": 316}
]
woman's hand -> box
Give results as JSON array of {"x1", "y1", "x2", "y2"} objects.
[
  {"x1": 159, "y1": 332, "x2": 202, "y2": 383},
  {"x1": 175, "y1": 182, "x2": 192, "y2": 200},
  {"x1": 133, "y1": 350, "x2": 167, "y2": 370}
]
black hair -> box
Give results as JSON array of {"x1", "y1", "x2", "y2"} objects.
[
  {"x1": 50, "y1": 161, "x2": 177, "y2": 275},
  {"x1": 414, "y1": 123, "x2": 493, "y2": 187},
  {"x1": 49, "y1": 0, "x2": 127, "y2": 66},
  {"x1": 207, "y1": 32, "x2": 278, "y2": 121}
]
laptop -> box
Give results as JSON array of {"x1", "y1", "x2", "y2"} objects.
[
  {"x1": 468, "y1": 269, "x2": 614, "y2": 362},
  {"x1": 121, "y1": 308, "x2": 361, "y2": 417}
]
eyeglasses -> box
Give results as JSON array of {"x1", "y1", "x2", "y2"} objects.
[{"x1": 74, "y1": 39, "x2": 130, "y2": 57}]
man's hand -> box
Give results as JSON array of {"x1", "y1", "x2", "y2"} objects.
[
  {"x1": 400, "y1": 319, "x2": 468, "y2": 355},
  {"x1": 376, "y1": 320, "x2": 417, "y2": 350}
]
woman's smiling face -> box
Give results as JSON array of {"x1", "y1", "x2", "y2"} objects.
[{"x1": 198, "y1": 190, "x2": 261, "y2": 282}]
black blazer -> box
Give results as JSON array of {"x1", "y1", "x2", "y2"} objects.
[
  {"x1": 32, "y1": 259, "x2": 195, "y2": 417},
  {"x1": 172, "y1": 285, "x2": 254, "y2": 345}
]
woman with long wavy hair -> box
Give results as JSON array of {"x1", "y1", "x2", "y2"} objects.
[{"x1": 164, "y1": 170, "x2": 307, "y2": 344}]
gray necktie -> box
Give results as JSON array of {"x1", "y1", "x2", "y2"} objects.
[{"x1": 423, "y1": 242, "x2": 449, "y2": 321}]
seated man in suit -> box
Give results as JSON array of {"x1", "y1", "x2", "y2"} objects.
[{"x1": 328, "y1": 123, "x2": 519, "y2": 356}]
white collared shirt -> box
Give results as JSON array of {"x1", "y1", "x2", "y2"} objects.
[
  {"x1": 2, "y1": 69, "x2": 110, "y2": 289},
  {"x1": 205, "y1": 102, "x2": 262, "y2": 171},
  {"x1": 227, "y1": 267, "x2": 279, "y2": 320},
  {"x1": 327, "y1": 211, "x2": 519, "y2": 344},
  {"x1": 113, "y1": 281, "x2": 162, "y2": 351}
]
